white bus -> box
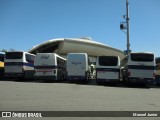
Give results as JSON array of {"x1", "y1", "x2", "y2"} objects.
[
  {"x1": 66, "y1": 53, "x2": 91, "y2": 82},
  {"x1": 34, "y1": 53, "x2": 66, "y2": 81},
  {"x1": 4, "y1": 51, "x2": 35, "y2": 79},
  {"x1": 96, "y1": 56, "x2": 120, "y2": 84},
  {"x1": 155, "y1": 57, "x2": 160, "y2": 85},
  {"x1": 121, "y1": 52, "x2": 155, "y2": 85}
]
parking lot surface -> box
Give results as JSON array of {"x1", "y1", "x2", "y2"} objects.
[{"x1": 0, "y1": 79, "x2": 160, "y2": 120}]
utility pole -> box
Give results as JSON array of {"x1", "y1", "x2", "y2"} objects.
[
  {"x1": 120, "y1": 0, "x2": 131, "y2": 54},
  {"x1": 126, "y1": 0, "x2": 130, "y2": 54}
]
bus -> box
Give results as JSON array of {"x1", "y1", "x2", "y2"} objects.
[
  {"x1": 96, "y1": 56, "x2": 120, "y2": 84},
  {"x1": 34, "y1": 53, "x2": 66, "y2": 81},
  {"x1": 155, "y1": 57, "x2": 160, "y2": 85},
  {"x1": 4, "y1": 51, "x2": 35, "y2": 79},
  {"x1": 66, "y1": 53, "x2": 91, "y2": 82},
  {"x1": 0, "y1": 52, "x2": 5, "y2": 79},
  {"x1": 121, "y1": 52, "x2": 155, "y2": 85}
]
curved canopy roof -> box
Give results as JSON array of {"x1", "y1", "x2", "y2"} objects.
[{"x1": 28, "y1": 38, "x2": 125, "y2": 60}]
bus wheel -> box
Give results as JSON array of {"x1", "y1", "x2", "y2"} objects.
[
  {"x1": 96, "y1": 81, "x2": 102, "y2": 85},
  {"x1": 84, "y1": 77, "x2": 89, "y2": 83},
  {"x1": 96, "y1": 79, "x2": 102, "y2": 85},
  {"x1": 61, "y1": 75, "x2": 64, "y2": 81},
  {"x1": 84, "y1": 72, "x2": 88, "y2": 82}
]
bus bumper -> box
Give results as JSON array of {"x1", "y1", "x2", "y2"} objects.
[
  {"x1": 4, "y1": 73, "x2": 24, "y2": 78},
  {"x1": 67, "y1": 76, "x2": 86, "y2": 81},
  {"x1": 128, "y1": 77, "x2": 154, "y2": 84},
  {"x1": 35, "y1": 76, "x2": 57, "y2": 81},
  {"x1": 96, "y1": 79, "x2": 119, "y2": 83}
]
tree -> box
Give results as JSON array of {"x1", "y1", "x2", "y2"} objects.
[
  {"x1": 0, "y1": 48, "x2": 16, "y2": 53},
  {"x1": 0, "y1": 49, "x2": 8, "y2": 53}
]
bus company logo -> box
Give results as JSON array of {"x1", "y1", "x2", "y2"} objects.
[
  {"x1": 41, "y1": 55, "x2": 49, "y2": 59},
  {"x1": 2, "y1": 112, "x2": 11, "y2": 117}
]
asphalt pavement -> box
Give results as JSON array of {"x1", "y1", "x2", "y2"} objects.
[{"x1": 0, "y1": 79, "x2": 160, "y2": 120}]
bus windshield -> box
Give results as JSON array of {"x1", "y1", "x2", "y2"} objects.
[
  {"x1": 131, "y1": 53, "x2": 154, "y2": 62},
  {"x1": 6, "y1": 52, "x2": 23, "y2": 59},
  {"x1": 99, "y1": 56, "x2": 118, "y2": 66}
]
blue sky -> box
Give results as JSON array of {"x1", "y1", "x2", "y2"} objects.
[{"x1": 0, "y1": 0, "x2": 160, "y2": 57}]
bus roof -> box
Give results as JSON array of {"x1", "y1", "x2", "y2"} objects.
[
  {"x1": 0, "y1": 52, "x2": 5, "y2": 54},
  {"x1": 129, "y1": 52, "x2": 154, "y2": 55}
]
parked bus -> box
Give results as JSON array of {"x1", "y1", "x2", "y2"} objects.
[
  {"x1": 96, "y1": 56, "x2": 120, "y2": 84},
  {"x1": 66, "y1": 53, "x2": 91, "y2": 82},
  {"x1": 0, "y1": 52, "x2": 5, "y2": 79},
  {"x1": 34, "y1": 53, "x2": 66, "y2": 81},
  {"x1": 121, "y1": 52, "x2": 155, "y2": 85},
  {"x1": 155, "y1": 57, "x2": 160, "y2": 85},
  {"x1": 4, "y1": 51, "x2": 35, "y2": 79}
]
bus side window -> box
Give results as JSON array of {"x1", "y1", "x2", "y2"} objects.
[
  {"x1": 26, "y1": 54, "x2": 34, "y2": 63},
  {"x1": 0, "y1": 54, "x2": 4, "y2": 62},
  {"x1": 57, "y1": 57, "x2": 65, "y2": 69},
  {"x1": 57, "y1": 57, "x2": 60, "y2": 67}
]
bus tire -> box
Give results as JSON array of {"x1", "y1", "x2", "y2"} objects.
[
  {"x1": 85, "y1": 72, "x2": 89, "y2": 83},
  {"x1": 96, "y1": 80, "x2": 102, "y2": 85},
  {"x1": 61, "y1": 74, "x2": 65, "y2": 81}
]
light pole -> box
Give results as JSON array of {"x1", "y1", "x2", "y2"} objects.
[{"x1": 120, "y1": 0, "x2": 131, "y2": 55}]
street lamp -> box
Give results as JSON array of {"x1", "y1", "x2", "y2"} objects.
[{"x1": 120, "y1": 0, "x2": 131, "y2": 55}]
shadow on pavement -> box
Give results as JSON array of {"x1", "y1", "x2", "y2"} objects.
[{"x1": 1, "y1": 78, "x2": 160, "y2": 89}]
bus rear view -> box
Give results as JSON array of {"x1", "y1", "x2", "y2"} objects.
[
  {"x1": 34, "y1": 53, "x2": 66, "y2": 81},
  {"x1": 96, "y1": 56, "x2": 120, "y2": 84},
  {"x1": 4, "y1": 51, "x2": 35, "y2": 79},
  {"x1": 66, "y1": 53, "x2": 90, "y2": 82},
  {"x1": 121, "y1": 52, "x2": 155, "y2": 85}
]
